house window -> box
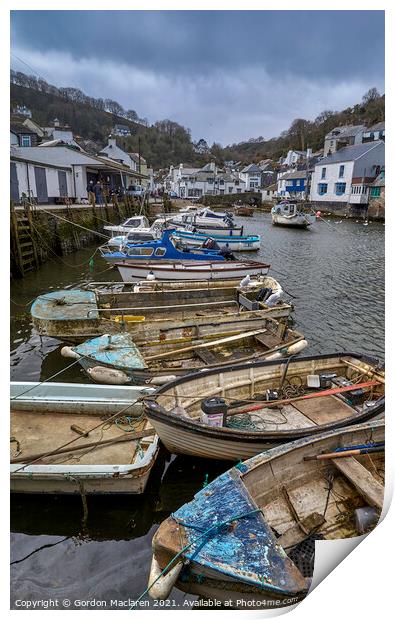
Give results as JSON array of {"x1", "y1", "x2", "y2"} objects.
[
  {"x1": 335, "y1": 183, "x2": 346, "y2": 195},
  {"x1": 321, "y1": 168, "x2": 326, "y2": 179},
  {"x1": 207, "y1": 178, "x2": 214, "y2": 184},
  {"x1": 318, "y1": 183, "x2": 328, "y2": 195},
  {"x1": 219, "y1": 179, "x2": 224, "y2": 185},
  {"x1": 21, "y1": 135, "x2": 31, "y2": 147},
  {"x1": 371, "y1": 187, "x2": 381, "y2": 197},
  {"x1": 219, "y1": 189, "x2": 225, "y2": 195},
  {"x1": 228, "y1": 187, "x2": 233, "y2": 193},
  {"x1": 236, "y1": 188, "x2": 242, "y2": 193},
  {"x1": 339, "y1": 165, "x2": 344, "y2": 178}
]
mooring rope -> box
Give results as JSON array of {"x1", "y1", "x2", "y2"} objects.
[{"x1": 130, "y1": 508, "x2": 262, "y2": 609}]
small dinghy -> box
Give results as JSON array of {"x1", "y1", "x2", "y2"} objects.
[
  {"x1": 148, "y1": 419, "x2": 384, "y2": 605},
  {"x1": 31, "y1": 275, "x2": 292, "y2": 342},
  {"x1": 234, "y1": 205, "x2": 254, "y2": 216},
  {"x1": 173, "y1": 230, "x2": 261, "y2": 252},
  {"x1": 271, "y1": 202, "x2": 315, "y2": 228},
  {"x1": 144, "y1": 353, "x2": 385, "y2": 460},
  {"x1": 70, "y1": 320, "x2": 307, "y2": 386},
  {"x1": 10, "y1": 381, "x2": 158, "y2": 495}
]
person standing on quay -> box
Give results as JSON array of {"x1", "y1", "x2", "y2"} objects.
[{"x1": 87, "y1": 180, "x2": 96, "y2": 206}]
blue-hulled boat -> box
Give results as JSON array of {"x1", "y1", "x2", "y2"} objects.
[
  {"x1": 99, "y1": 229, "x2": 227, "y2": 264},
  {"x1": 148, "y1": 419, "x2": 384, "y2": 605},
  {"x1": 173, "y1": 230, "x2": 261, "y2": 252}
]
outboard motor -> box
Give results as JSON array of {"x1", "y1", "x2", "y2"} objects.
[
  {"x1": 219, "y1": 248, "x2": 236, "y2": 261},
  {"x1": 202, "y1": 237, "x2": 220, "y2": 250}
]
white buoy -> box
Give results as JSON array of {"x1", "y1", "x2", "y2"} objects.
[
  {"x1": 61, "y1": 346, "x2": 80, "y2": 360},
  {"x1": 287, "y1": 339, "x2": 308, "y2": 355},
  {"x1": 87, "y1": 366, "x2": 130, "y2": 385},
  {"x1": 148, "y1": 374, "x2": 178, "y2": 386},
  {"x1": 148, "y1": 556, "x2": 183, "y2": 600}
]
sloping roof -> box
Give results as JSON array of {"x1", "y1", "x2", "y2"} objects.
[
  {"x1": 325, "y1": 125, "x2": 365, "y2": 140},
  {"x1": 365, "y1": 121, "x2": 385, "y2": 132},
  {"x1": 10, "y1": 123, "x2": 37, "y2": 135},
  {"x1": 316, "y1": 141, "x2": 384, "y2": 166},
  {"x1": 241, "y1": 164, "x2": 262, "y2": 174},
  {"x1": 129, "y1": 152, "x2": 147, "y2": 165},
  {"x1": 281, "y1": 170, "x2": 307, "y2": 180},
  {"x1": 200, "y1": 162, "x2": 216, "y2": 172}
]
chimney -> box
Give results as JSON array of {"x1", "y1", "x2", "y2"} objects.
[
  {"x1": 108, "y1": 137, "x2": 117, "y2": 148},
  {"x1": 306, "y1": 147, "x2": 312, "y2": 159},
  {"x1": 53, "y1": 118, "x2": 60, "y2": 127}
]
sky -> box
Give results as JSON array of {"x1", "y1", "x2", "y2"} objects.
[{"x1": 10, "y1": 10, "x2": 385, "y2": 145}]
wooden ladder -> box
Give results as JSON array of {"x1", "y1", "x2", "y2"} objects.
[{"x1": 10, "y1": 203, "x2": 40, "y2": 276}]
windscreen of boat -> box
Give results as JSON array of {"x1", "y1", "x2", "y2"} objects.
[{"x1": 126, "y1": 247, "x2": 154, "y2": 257}]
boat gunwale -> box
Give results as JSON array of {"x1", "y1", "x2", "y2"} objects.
[{"x1": 144, "y1": 352, "x2": 384, "y2": 440}]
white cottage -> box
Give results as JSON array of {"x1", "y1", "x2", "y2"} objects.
[{"x1": 310, "y1": 141, "x2": 385, "y2": 207}]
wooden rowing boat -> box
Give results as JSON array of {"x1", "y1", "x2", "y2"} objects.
[
  {"x1": 10, "y1": 381, "x2": 159, "y2": 495},
  {"x1": 144, "y1": 353, "x2": 385, "y2": 460},
  {"x1": 71, "y1": 321, "x2": 307, "y2": 385},
  {"x1": 149, "y1": 419, "x2": 384, "y2": 605},
  {"x1": 30, "y1": 276, "x2": 292, "y2": 342}
]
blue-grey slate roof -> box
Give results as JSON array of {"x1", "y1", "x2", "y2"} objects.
[{"x1": 316, "y1": 141, "x2": 384, "y2": 166}]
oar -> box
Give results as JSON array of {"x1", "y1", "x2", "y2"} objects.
[
  {"x1": 144, "y1": 328, "x2": 268, "y2": 362},
  {"x1": 226, "y1": 380, "x2": 380, "y2": 417},
  {"x1": 10, "y1": 428, "x2": 156, "y2": 464},
  {"x1": 304, "y1": 445, "x2": 384, "y2": 461}
]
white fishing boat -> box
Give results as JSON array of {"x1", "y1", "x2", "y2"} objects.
[
  {"x1": 10, "y1": 381, "x2": 159, "y2": 495},
  {"x1": 271, "y1": 202, "x2": 315, "y2": 228},
  {"x1": 104, "y1": 215, "x2": 150, "y2": 236},
  {"x1": 173, "y1": 230, "x2": 261, "y2": 252},
  {"x1": 115, "y1": 259, "x2": 270, "y2": 282},
  {"x1": 171, "y1": 208, "x2": 244, "y2": 234}
]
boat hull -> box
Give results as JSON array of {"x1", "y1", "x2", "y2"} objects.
[
  {"x1": 175, "y1": 231, "x2": 260, "y2": 251},
  {"x1": 115, "y1": 260, "x2": 270, "y2": 282},
  {"x1": 271, "y1": 213, "x2": 311, "y2": 228},
  {"x1": 145, "y1": 353, "x2": 385, "y2": 460}
]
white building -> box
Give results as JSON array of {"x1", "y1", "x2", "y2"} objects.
[
  {"x1": 281, "y1": 149, "x2": 311, "y2": 167},
  {"x1": 99, "y1": 138, "x2": 137, "y2": 170},
  {"x1": 310, "y1": 141, "x2": 385, "y2": 207},
  {"x1": 362, "y1": 122, "x2": 385, "y2": 143},
  {"x1": 10, "y1": 145, "x2": 144, "y2": 204},
  {"x1": 323, "y1": 125, "x2": 365, "y2": 157},
  {"x1": 239, "y1": 164, "x2": 262, "y2": 190},
  {"x1": 164, "y1": 162, "x2": 248, "y2": 198}
]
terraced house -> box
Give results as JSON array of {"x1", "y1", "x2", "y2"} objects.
[{"x1": 310, "y1": 141, "x2": 385, "y2": 212}]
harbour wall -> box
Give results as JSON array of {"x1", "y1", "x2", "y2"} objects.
[{"x1": 10, "y1": 198, "x2": 146, "y2": 278}]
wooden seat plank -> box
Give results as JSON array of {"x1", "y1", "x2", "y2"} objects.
[
  {"x1": 332, "y1": 456, "x2": 384, "y2": 509},
  {"x1": 292, "y1": 395, "x2": 356, "y2": 425}
]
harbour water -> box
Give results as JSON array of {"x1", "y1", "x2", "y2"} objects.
[{"x1": 10, "y1": 213, "x2": 384, "y2": 608}]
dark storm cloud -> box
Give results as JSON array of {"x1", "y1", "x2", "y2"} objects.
[
  {"x1": 10, "y1": 11, "x2": 385, "y2": 144},
  {"x1": 11, "y1": 10, "x2": 384, "y2": 80}
]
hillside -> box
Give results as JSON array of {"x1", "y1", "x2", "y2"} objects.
[
  {"x1": 221, "y1": 90, "x2": 385, "y2": 163},
  {"x1": 10, "y1": 83, "x2": 206, "y2": 169},
  {"x1": 11, "y1": 77, "x2": 384, "y2": 169}
]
